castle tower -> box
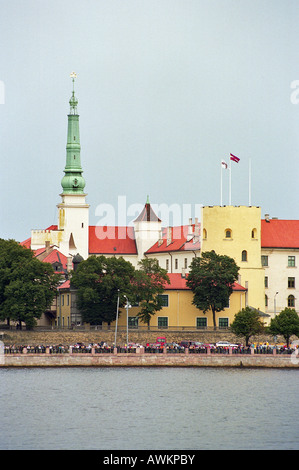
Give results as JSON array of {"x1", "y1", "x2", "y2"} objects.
[
  {"x1": 57, "y1": 73, "x2": 89, "y2": 259},
  {"x1": 133, "y1": 196, "x2": 161, "y2": 259},
  {"x1": 201, "y1": 205, "x2": 265, "y2": 311}
]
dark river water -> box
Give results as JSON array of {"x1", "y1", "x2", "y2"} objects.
[{"x1": 0, "y1": 367, "x2": 298, "y2": 450}]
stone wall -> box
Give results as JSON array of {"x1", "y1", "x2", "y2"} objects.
[
  {"x1": 1, "y1": 328, "x2": 289, "y2": 347},
  {"x1": 2, "y1": 351, "x2": 298, "y2": 368}
]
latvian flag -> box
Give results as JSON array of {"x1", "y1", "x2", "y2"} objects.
[{"x1": 230, "y1": 153, "x2": 240, "y2": 163}]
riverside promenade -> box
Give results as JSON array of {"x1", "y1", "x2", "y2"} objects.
[{"x1": 2, "y1": 347, "x2": 299, "y2": 368}]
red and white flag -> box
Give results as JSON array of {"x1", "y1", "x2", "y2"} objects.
[
  {"x1": 221, "y1": 160, "x2": 228, "y2": 169},
  {"x1": 230, "y1": 153, "x2": 240, "y2": 163}
]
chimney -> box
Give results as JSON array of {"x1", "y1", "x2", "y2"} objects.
[
  {"x1": 158, "y1": 230, "x2": 163, "y2": 247},
  {"x1": 265, "y1": 214, "x2": 270, "y2": 223},
  {"x1": 187, "y1": 218, "x2": 193, "y2": 241},
  {"x1": 166, "y1": 227, "x2": 172, "y2": 246},
  {"x1": 194, "y1": 218, "x2": 200, "y2": 242},
  {"x1": 45, "y1": 240, "x2": 51, "y2": 254}
]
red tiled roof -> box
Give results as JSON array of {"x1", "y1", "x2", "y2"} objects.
[
  {"x1": 89, "y1": 226, "x2": 137, "y2": 255},
  {"x1": 165, "y1": 273, "x2": 247, "y2": 291},
  {"x1": 58, "y1": 280, "x2": 70, "y2": 290},
  {"x1": 42, "y1": 249, "x2": 68, "y2": 270},
  {"x1": 261, "y1": 219, "x2": 299, "y2": 248},
  {"x1": 146, "y1": 225, "x2": 200, "y2": 254},
  {"x1": 20, "y1": 237, "x2": 31, "y2": 248}
]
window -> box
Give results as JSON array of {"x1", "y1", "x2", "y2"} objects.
[
  {"x1": 288, "y1": 295, "x2": 295, "y2": 307},
  {"x1": 251, "y1": 228, "x2": 257, "y2": 239},
  {"x1": 288, "y1": 277, "x2": 295, "y2": 288},
  {"x1": 203, "y1": 228, "x2": 207, "y2": 239},
  {"x1": 225, "y1": 229, "x2": 232, "y2": 238},
  {"x1": 288, "y1": 256, "x2": 296, "y2": 267},
  {"x1": 196, "y1": 317, "x2": 207, "y2": 329},
  {"x1": 128, "y1": 317, "x2": 139, "y2": 329},
  {"x1": 219, "y1": 318, "x2": 229, "y2": 329},
  {"x1": 184, "y1": 258, "x2": 188, "y2": 269},
  {"x1": 265, "y1": 295, "x2": 268, "y2": 307},
  {"x1": 158, "y1": 294, "x2": 169, "y2": 307},
  {"x1": 166, "y1": 259, "x2": 169, "y2": 271},
  {"x1": 265, "y1": 276, "x2": 268, "y2": 288},
  {"x1": 158, "y1": 317, "x2": 168, "y2": 329},
  {"x1": 175, "y1": 259, "x2": 178, "y2": 270},
  {"x1": 67, "y1": 294, "x2": 69, "y2": 306},
  {"x1": 241, "y1": 250, "x2": 247, "y2": 262},
  {"x1": 261, "y1": 255, "x2": 268, "y2": 267}
]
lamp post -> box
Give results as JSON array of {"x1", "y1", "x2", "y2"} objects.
[
  {"x1": 114, "y1": 289, "x2": 120, "y2": 347},
  {"x1": 124, "y1": 295, "x2": 131, "y2": 347},
  {"x1": 274, "y1": 292, "x2": 279, "y2": 317}
]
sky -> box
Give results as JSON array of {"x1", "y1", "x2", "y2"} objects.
[{"x1": 1, "y1": 0, "x2": 299, "y2": 242}]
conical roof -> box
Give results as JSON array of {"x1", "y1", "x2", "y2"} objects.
[{"x1": 134, "y1": 197, "x2": 161, "y2": 222}]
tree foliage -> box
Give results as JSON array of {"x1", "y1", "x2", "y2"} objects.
[
  {"x1": 134, "y1": 258, "x2": 170, "y2": 328},
  {"x1": 0, "y1": 239, "x2": 61, "y2": 329},
  {"x1": 187, "y1": 250, "x2": 239, "y2": 329},
  {"x1": 268, "y1": 308, "x2": 299, "y2": 347},
  {"x1": 71, "y1": 255, "x2": 136, "y2": 324},
  {"x1": 230, "y1": 306, "x2": 264, "y2": 345}
]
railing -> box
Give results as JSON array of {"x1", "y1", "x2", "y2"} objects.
[{"x1": 4, "y1": 345, "x2": 297, "y2": 356}]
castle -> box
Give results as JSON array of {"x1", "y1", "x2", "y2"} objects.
[{"x1": 21, "y1": 75, "x2": 299, "y2": 330}]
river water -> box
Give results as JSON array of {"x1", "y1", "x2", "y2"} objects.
[{"x1": 0, "y1": 367, "x2": 298, "y2": 450}]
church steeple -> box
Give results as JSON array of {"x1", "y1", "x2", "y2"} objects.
[{"x1": 61, "y1": 72, "x2": 86, "y2": 194}]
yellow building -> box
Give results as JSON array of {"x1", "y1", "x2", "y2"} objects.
[
  {"x1": 57, "y1": 280, "x2": 71, "y2": 328},
  {"x1": 201, "y1": 205, "x2": 265, "y2": 311},
  {"x1": 115, "y1": 273, "x2": 247, "y2": 331}
]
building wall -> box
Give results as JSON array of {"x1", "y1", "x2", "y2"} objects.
[
  {"x1": 115, "y1": 288, "x2": 246, "y2": 330},
  {"x1": 57, "y1": 194, "x2": 89, "y2": 260},
  {"x1": 262, "y1": 247, "x2": 299, "y2": 319},
  {"x1": 146, "y1": 251, "x2": 196, "y2": 273},
  {"x1": 201, "y1": 205, "x2": 265, "y2": 311}
]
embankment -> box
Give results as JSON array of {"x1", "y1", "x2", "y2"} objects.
[{"x1": 2, "y1": 352, "x2": 298, "y2": 368}]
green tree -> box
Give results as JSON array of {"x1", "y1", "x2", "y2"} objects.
[
  {"x1": 134, "y1": 258, "x2": 170, "y2": 329},
  {"x1": 230, "y1": 306, "x2": 264, "y2": 346},
  {"x1": 268, "y1": 308, "x2": 299, "y2": 347},
  {"x1": 71, "y1": 255, "x2": 136, "y2": 325},
  {"x1": 187, "y1": 250, "x2": 239, "y2": 330},
  {"x1": 0, "y1": 239, "x2": 61, "y2": 329}
]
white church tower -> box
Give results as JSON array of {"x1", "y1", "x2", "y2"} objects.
[{"x1": 31, "y1": 73, "x2": 89, "y2": 259}]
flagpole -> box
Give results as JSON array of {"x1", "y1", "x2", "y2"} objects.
[
  {"x1": 229, "y1": 157, "x2": 232, "y2": 205},
  {"x1": 221, "y1": 162, "x2": 223, "y2": 206},
  {"x1": 248, "y1": 158, "x2": 252, "y2": 206}
]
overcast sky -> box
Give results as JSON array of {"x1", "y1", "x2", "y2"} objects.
[{"x1": 1, "y1": 0, "x2": 299, "y2": 242}]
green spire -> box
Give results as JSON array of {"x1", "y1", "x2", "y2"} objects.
[{"x1": 61, "y1": 72, "x2": 86, "y2": 194}]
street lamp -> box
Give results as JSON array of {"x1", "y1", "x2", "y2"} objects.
[
  {"x1": 124, "y1": 295, "x2": 131, "y2": 347},
  {"x1": 114, "y1": 289, "x2": 120, "y2": 347},
  {"x1": 274, "y1": 292, "x2": 279, "y2": 317}
]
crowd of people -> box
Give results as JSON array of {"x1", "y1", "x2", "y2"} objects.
[{"x1": 3, "y1": 341, "x2": 298, "y2": 355}]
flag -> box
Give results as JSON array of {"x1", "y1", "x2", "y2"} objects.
[
  {"x1": 230, "y1": 153, "x2": 240, "y2": 163},
  {"x1": 221, "y1": 160, "x2": 228, "y2": 169}
]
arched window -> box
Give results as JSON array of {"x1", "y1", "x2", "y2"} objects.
[
  {"x1": 225, "y1": 229, "x2": 232, "y2": 239},
  {"x1": 241, "y1": 250, "x2": 247, "y2": 262},
  {"x1": 251, "y1": 228, "x2": 257, "y2": 239},
  {"x1": 203, "y1": 228, "x2": 207, "y2": 239},
  {"x1": 265, "y1": 295, "x2": 268, "y2": 307},
  {"x1": 288, "y1": 295, "x2": 295, "y2": 308}
]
